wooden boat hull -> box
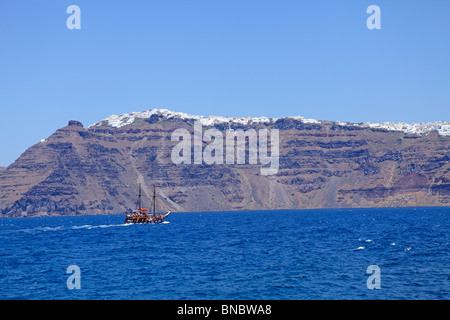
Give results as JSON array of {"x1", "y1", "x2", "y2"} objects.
[{"x1": 124, "y1": 212, "x2": 171, "y2": 224}]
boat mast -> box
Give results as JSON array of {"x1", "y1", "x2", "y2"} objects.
[
  {"x1": 153, "y1": 185, "x2": 156, "y2": 217},
  {"x1": 138, "y1": 183, "x2": 142, "y2": 211}
]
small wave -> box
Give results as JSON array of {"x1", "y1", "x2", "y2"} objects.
[
  {"x1": 23, "y1": 223, "x2": 133, "y2": 233},
  {"x1": 97, "y1": 223, "x2": 131, "y2": 229},
  {"x1": 22, "y1": 226, "x2": 64, "y2": 233},
  {"x1": 41, "y1": 226, "x2": 64, "y2": 231},
  {"x1": 72, "y1": 223, "x2": 133, "y2": 230},
  {"x1": 351, "y1": 246, "x2": 365, "y2": 251},
  {"x1": 72, "y1": 225, "x2": 92, "y2": 230}
]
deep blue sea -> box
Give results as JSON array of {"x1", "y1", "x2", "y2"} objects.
[{"x1": 0, "y1": 207, "x2": 448, "y2": 300}]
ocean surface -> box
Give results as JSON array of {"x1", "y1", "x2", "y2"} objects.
[{"x1": 0, "y1": 207, "x2": 448, "y2": 300}]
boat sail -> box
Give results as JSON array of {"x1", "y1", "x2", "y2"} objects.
[{"x1": 124, "y1": 184, "x2": 171, "y2": 224}]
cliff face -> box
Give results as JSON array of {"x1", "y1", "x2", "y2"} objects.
[{"x1": 0, "y1": 111, "x2": 449, "y2": 217}]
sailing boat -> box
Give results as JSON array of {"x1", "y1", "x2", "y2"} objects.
[{"x1": 124, "y1": 184, "x2": 171, "y2": 224}]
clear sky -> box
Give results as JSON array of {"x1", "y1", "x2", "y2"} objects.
[{"x1": 0, "y1": 0, "x2": 449, "y2": 167}]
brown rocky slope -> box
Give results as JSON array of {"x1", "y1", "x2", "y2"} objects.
[{"x1": 0, "y1": 112, "x2": 449, "y2": 217}]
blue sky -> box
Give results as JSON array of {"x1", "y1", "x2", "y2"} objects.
[{"x1": 0, "y1": 0, "x2": 449, "y2": 167}]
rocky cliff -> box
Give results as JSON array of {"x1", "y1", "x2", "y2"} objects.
[{"x1": 0, "y1": 109, "x2": 449, "y2": 217}]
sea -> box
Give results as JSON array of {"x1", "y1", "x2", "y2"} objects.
[{"x1": 0, "y1": 207, "x2": 448, "y2": 300}]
